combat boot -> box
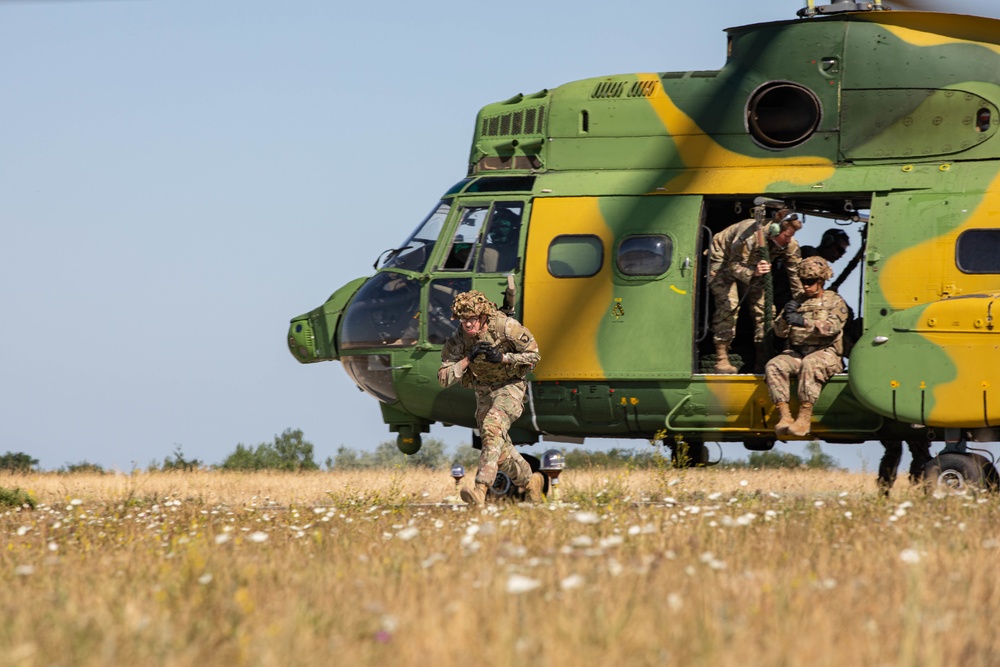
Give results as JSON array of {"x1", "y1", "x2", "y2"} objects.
[
  {"x1": 787, "y1": 402, "x2": 814, "y2": 437},
  {"x1": 460, "y1": 482, "x2": 488, "y2": 506},
  {"x1": 774, "y1": 402, "x2": 794, "y2": 436},
  {"x1": 714, "y1": 342, "x2": 738, "y2": 374},
  {"x1": 526, "y1": 472, "x2": 544, "y2": 503}
]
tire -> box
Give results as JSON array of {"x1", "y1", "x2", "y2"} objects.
[{"x1": 923, "y1": 453, "x2": 999, "y2": 493}]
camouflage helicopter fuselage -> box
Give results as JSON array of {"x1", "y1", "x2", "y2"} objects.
[{"x1": 289, "y1": 7, "x2": 1000, "y2": 457}]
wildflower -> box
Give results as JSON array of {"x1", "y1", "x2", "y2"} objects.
[
  {"x1": 396, "y1": 527, "x2": 419, "y2": 541},
  {"x1": 900, "y1": 548, "x2": 921, "y2": 564},
  {"x1": 572, "y1": 511, "x2": 600, "y2": 524},
  {"x1": 560, "y1": 574, "x2": 585, "y2": 590},
  {"x1": 506, "y1": 574, "x2": 541, "y2": 594},
  {"x1": 248, "y1": 531, "x2": 269, "y2": 543}
]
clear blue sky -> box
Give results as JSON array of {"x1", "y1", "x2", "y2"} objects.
[{"x1": 2, "y1": 0, "x2": 997, "y2": 473}]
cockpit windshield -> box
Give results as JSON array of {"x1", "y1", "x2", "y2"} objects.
[{"x1": 377, "y1": 201, "x2": 452, "y2": 272}]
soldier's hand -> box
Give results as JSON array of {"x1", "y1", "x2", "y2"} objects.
[
  {"x1": 480, "y1": 344, "x2": 504, "y2": 364},
  {"x1": 783, "y1": 300, "x2": 800, "y2": 317},
  {"x1": 785, "y1": 310, "x2": 806, "y2": 327},
  {"x1": 754, "y1": 260, "x2": 771, "y2": 277},
  {"x1": 467, "y1": 341, "x2": 490, "y2": 362}
]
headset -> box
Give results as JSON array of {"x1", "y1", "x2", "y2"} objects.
[{"x1": 768, "y1": 210, "x2": 799, "y2": 237}]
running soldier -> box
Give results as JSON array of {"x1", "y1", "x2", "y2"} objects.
[
  {"x1": 765, "y1": 256, "x2": 849, "y2": 437},
  {"x1": 709, "y1": 208, "x2": 804, "y2": 373},
  {"x1": 438, "y1": 290, "x2": 544, "y2": 505}
]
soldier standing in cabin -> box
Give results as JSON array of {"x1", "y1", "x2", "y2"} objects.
[
  {"x1": 765, "y1": 256, "x2": 849, "y2": 437},
  {"x1": 709, "y1": 208, "x2": 804, "y2": 374},
  {"x1": 438, "y1": 290, "x2": 544, "y2": 506}
]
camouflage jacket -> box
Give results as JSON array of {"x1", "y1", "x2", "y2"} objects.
[
  {"x1": 775, "y1": 290, "x2": 848, "y2": 355},
  {"x1": 438, "y1": 312, "x2": 540, "y2": 389},
  {"x1": 709, "y1": 218, "x2": 803, "y2": 298}
]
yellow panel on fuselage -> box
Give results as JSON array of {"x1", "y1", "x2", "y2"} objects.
[{"x1": 523, "y1": 198, "x2": 612, "y2": 380}]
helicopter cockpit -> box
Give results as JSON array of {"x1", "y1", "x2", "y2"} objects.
[{"x1": 334, "y1": 179, "x2": 531, "y2": 401}]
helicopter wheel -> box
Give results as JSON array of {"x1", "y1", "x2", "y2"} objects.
[{"x1": 922, "y1": 453, "x2": 1000, "y2": 494}]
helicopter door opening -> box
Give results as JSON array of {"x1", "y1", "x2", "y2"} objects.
[{"x1": 695, "y1": 196, "x2": 871, "y2": 375}]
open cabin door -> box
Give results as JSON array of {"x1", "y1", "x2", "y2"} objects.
[{"x1": 523, "y1": 196, "x2": 701, "y2": 380}]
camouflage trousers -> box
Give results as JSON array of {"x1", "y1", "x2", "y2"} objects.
[
  {"x1": 710, "y1": 272, "x2": 770, "y2": 344},
  {"x1": 473, "y1": 380, "x2": 532, "y2": 488},
  {"x1": 764, "y1": 347, "x2": 843, "y2": 405}
]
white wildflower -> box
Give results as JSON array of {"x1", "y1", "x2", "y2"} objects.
[
  {"x1": 560, "y1": 574, "x2": 585, "y2": 590},
  {"x1": 900, "y1": 548, "x2": 921, "y2": 564},
  {"x1": 505, "y1": 574, "x2": 541, "y2": 594}
]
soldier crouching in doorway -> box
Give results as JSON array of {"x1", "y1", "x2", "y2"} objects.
[{"x1": 438, "y1": 290, "x2": 544, "y2": 505}]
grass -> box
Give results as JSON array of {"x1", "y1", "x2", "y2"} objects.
[{"x1": 2, "y1": 467, "x2": 999, "y2": 666}]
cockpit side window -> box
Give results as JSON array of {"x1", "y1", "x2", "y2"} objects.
[
  {"x1": 477, "y1": 203, "x2": 524, "y2": 273},
  {"x1": 379, "y1": 201, "x2": 451, "y2": 273},
  {"x1": 442, "y1": 206, "x2": 489, "y2": 271}
]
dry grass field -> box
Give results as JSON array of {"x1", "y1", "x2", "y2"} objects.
[{"x1": 2, "y1": 466, "x2": 998, "y2": 666}]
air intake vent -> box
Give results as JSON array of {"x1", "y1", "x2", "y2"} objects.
[
  {"x1": 592, "y1": 81, "x2": 625, "y2": 99},
  {"x1": 628, "y1": 81, "x2": 657, "y2": 98},
  {"x1": 481, "y1": 105, "x2": 547, "y2": 137}
]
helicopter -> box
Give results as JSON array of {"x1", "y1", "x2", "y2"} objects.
[{"x1": 288, "y1": 0, "x2": 1000, "y2": 492}]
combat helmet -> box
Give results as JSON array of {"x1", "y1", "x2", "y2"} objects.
[
  {"x1": 451, "y1": 290, "x2": 496, "y2": 319},
  {"x1": 799, "y1": 256, "x2": 834, "y2": 282}
]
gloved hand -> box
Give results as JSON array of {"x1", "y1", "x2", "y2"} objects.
[
  {"x1": 785, "y1": 310, "x2": 806, "y2": 327},
  {"x1": 783, "y1": 300, "x2": 800, "y2": 317},
  {"x1": 467, "y1": 341, "x2": 490, "y2": 362},
  {"x1": 480, "y1": 344, "x2": 504, "y2": 364}
]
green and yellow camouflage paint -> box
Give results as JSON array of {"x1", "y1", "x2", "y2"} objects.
[{"x1": 289, "y1": 4, "x2": 1000, "y2": 457}]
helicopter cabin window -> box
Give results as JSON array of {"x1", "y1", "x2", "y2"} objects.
[
  {"x1": 548, "y1": 235, "x2": 603, "y2": 278},
  {"x1": 617, "y1": 235, "x2": 672, "y2": 276},
  {"x1": 477, "y1": 203, "x2": 523, "y2": 273},
  {"x1": 442, "y1": 206, "x2": 489, "y2": 270},
  {"x1": 379, "y1": 201, "x2": 452, "y2": 273},
  {"x1": 427, "y1": 277, "x2": 472, "y2": 345},
  {"x1": 957, "y1": 229, "x2": 1000, "y2": 273}
]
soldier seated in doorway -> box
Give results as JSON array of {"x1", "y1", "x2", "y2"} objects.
[{"x1": 765, "y1": 256, "x2": 849, "y2": 437}]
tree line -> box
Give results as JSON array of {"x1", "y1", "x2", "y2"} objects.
[{"x1": 0, "y1": 430, "x2": 839, "y2": 474}]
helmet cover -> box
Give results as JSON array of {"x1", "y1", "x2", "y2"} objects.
[{"x1": 451, "y1": 290, "x2": 496, "y2": 319}]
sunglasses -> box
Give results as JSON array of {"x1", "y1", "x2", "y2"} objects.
[{"x1": 801, "y1": 278, "x2": 822, "y2": 286}]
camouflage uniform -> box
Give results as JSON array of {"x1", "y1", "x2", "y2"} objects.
[
  {"x1": 438, "y1": 297, "x2": 540, "y2": 489},
  {"x1": 709, "y1": 218, "x2": 803, "y2": 345},
  {"x1": 764, "y1": 289, "x2": 849, "y2": 404}
]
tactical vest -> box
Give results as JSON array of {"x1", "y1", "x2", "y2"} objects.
[{"x1": 467, "y1": 313, "x2": 526, "y2": 386}]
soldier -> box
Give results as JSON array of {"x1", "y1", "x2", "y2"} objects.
[
  {"x1": 438, "y1": 290, "x2": 544, "y2": 505},
  {"x1": 877, "y1": 438, "x2": 932, "y2": 497},
  {"x1": 801, "y1": 228, "x2": 850, "y2": 263},
  {"x1": 709, "y1": 208, "x2": 804, "y2": 374},
  {"x1": 765, "y1": 256, "x2": 849, "y2": 437}
]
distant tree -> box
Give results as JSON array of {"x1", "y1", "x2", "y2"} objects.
[
  {"x1": 329, "y1": 438, "x2": 450, "y2": 470},
  {"x1": 804, "y1": 441, "x2": 840, "y2": 470},
  {"x1": 220, "y1": 428, "x2": 319, "y2": 471},
  {"x1": 747, "y1": 450, "x2": 805, "y2": 469},
  {"x1": 161, "y1": 445, "x2": 202, "y2": 472},
  {"x1": 0, "y1": 451, "x2": 39, "y2": 474},
  {"x1": 60, "y1": 461, "x2": 106, "y2": 475},
  {"x1": 451, "y1": 445, "x2": 480, "y2": 471}
]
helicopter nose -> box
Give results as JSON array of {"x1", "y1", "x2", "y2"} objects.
[{"x1": 288, "y1": 317, "x2": 316, "y2": 362}]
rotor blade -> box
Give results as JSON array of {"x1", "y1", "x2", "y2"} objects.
[{"x1": 886, "y1": 0, "x2": 1000, "y2": 18}]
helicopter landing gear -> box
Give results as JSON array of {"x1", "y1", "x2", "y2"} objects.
[
  {"x1": 670, "y1": 439, "x2": 708, "y2": 468},
  {"x1": 921, "y1": 429, "x2": 1000, "y2": 493}
]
